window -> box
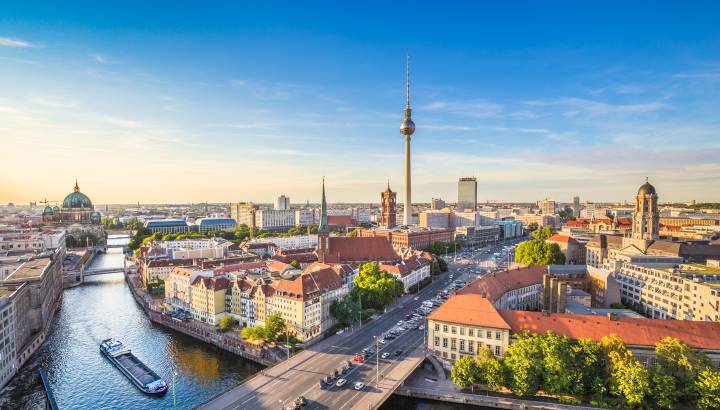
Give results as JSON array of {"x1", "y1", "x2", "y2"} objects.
[
  {"x1": 443, "y1": 325, "x2": 448, "y2": 332},
  {"x1": 468, "y1": 328, "x2": 474, "y2": 337},
  {"x1": 495, "y1": 331, "x2": 501, "y2": 340},
  {"x1": 459, "y1": 327, "x2": 465, "y2": 336},
  {"x1": 468, "y1": 341, "x2": 474, "y2": 353},
  {"x1": 459, "y1": 340, "x2": 465, "y2": 352},
  {"x1": 435, "y1": 323, "x2": 440, "y2": 331},
  {"x1": 451, "y1": 338, "x2": 456, "y2": 350},
  {"x1": 451, "y1": 353, "x2": 456, "y2": 360},
  {"x1": 486, "y1": 330, "x2": 492, "y2": 338},
  {"x1": 495, "y1": 345, "x2": 501, "y2": 356},
  {"x1": 434, "y1": 337, "x2": 439, "y2": 347},
  {"x1": 442, "y1": 338, "x2": 448, "y2": 348},
  {"x1": 451, "y1": 326, "x2": 456, "y2": 334}
]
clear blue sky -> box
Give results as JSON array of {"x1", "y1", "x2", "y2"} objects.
[{"x1": 1, "y1": 2, "x2": 719, "y2": 204}]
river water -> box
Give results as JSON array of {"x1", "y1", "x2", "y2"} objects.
[{"x1": 0, "y1": 235, "x2": 262, "y2": 410}]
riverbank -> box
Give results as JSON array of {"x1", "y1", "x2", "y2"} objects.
[{"x1": 124, "y1": 271, "x2": 279, "y2": 367}]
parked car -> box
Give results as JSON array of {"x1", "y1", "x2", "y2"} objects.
[
  {"x1": 354, "y1": 382, "x2": 365, "y2": 390},
  {"x1": 381, "y1": 352, "x2": 390, "y2": 359},
  {"x1": 336, "y1": 378, "x2": 347, "y2": 387}
]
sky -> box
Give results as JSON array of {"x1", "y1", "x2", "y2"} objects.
[{"x1": 1, "y1": 2, "x2": 719, "y2": 205}]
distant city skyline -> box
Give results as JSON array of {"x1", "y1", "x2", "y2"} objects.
[{"x1": 1, "y1": 3, "x2": 719, "y2": 203}]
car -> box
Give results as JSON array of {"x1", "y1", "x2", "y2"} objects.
[
  {"x1": 413, "y1": 296, "x2": 419, "y2": 301},
  {"x1": 378, "y1": 338, "x2": 385, "y2": 344},
  {"x1": 419, "y1": 325, "x2": 425, "y2": 330},
  {"x1": 395, "y1": 349, "x2": 403, "y2": 356},
  {"x1": 336, "y1": 329, "x2": 344, "y2": 335},
  {"x1": 340, "y1": 366, "x2": 348, "y2": 374},
  {"x1": 354, "y1": 382, "x2": 365, "y2": 390},
  {"x1": 404, "y1": 314, "x2": 412, "y2": 320},
  {"x1": 336, "y1": 378, "x2": 347, "y2": 387},
  {"x1": 381, "y1": 352, "x2": 390, "y2": 359},
  {"x1": 353, "y1": 354, "x2": 363, "y2": 363},
  {"x1": 396, "y1": 320, "x2": 404, "y2": 326}
]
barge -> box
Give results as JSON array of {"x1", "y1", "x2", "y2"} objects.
[{"x1": 100, "y1": 338, "x2": 168, "y2": 395}]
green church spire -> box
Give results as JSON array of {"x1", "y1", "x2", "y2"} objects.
[{"x1": 319, "y1": 177, "x2": 329, "y2": 232}]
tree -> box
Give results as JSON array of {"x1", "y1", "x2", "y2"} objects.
[
  {"x1": 540, "y1": 331, "x2": 581, "y2": 396},
  {"x1": 650, "y1": 365, "x2": 677, "y2": 409},
  {"x1": 475, "y1": 346, "x2": 504, "y2": 391},
  {"x1": 502, "y1": 332, "x2": 544, "y2": 397},
  {"x1": 427, "y1": 240, "x2": 449, "y2": 255},
  {"x1": 436, "y1": 257, "x2": 448, "y2": 272},
  {"x1": 615, "y1": 358, "x2": 650, "y2": 407},
  {"x1": 450, "y1": 356, "x2": 481, "y2": 389},
  {"x1": 515, "y1": 238, "x2": 565, "y2": 266},
  {"x1": 654, "y1": 336, "x2": 710, "y2": 402},
  {"x1": 265, "y1": 312, "x2": 287, "y2": 342},
  {"x1": 329, "y1": 297, "x2": 360, "y2": 325},
  {"x1": 353, "y1": 262, "x2": 404, "y2": 310},
  {"x1": 241, "y1": 325, "x2": 266, "y2": 341},
  {"x1": 218, "y1": 315, "x2": 238, "y2": 333},
  {"x1": 289, "y1": 260, "x2": 300, "y2": 269},
  {"x1": 572, "y1": 338, "x2": 608, "y2": 398},
  {"x1": 531, "y1": 226, "x2": 553, "y2": 241},
  {"x1": 695, "y1": 368, "x2": 720, "y2": 410}
]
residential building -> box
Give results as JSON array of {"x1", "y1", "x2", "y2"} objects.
[
  {"x1": 539, "y1": 198, "x2": 556, "y2": 215},
  {"x1": 458, "y1": 265, "x2": 547, "y2": 311},
  {"x1": 190, "y1": 276, "x2": 231, "y2": 324},
  {"x1": 451, "y1": 211, "x2": 480, "y2": 228},
  {"x1": 295, "y1": 208, "x2": 316, "y2": 226},
  {"x1": 149, "y1": 238, "x2": 230, "y2": 260},
  {"x1": 379, "y1": 254, "x2": 431, "y2": 292},
  {"x1": 139, "y1": 258, "x2": 194, "y2": 287},
  {"x1": 572, "y1": 196, "x2": 580, "y2": 217},
  {"x1": 274, "y1": 195, "x2": 290, "y2": 211},
  {"x1": 196, "y1": 218, "x2": 237, "y2": 234},
  {"x1": 514, "y1": 213, "x2": 561, "y2": 229},
  {"x1": 547, "y1": 234, "x2": 587, "y2": 264},
  {"x1": 430, "y1": 198, "x2": 446, "y2": 210},
  {"x1": 457, "y1": 177, "x2": 477, "y2": 211},
  {"x1": 255, "y1": 209, "x2": 295, "y2": 231},
  {"x1": 251, "y1": 235, "x2": 318, "y2": 250},
  {"x1": 418, "y1": 210, "x2": 451, "y2": 229},
  {"x1": 359, "y1": 227, "x2": 454, "y2": 251},
  {"x1": 230, "y1": 202, "x2": 258, "y2": 228},
  {"x1": 428, "y1": 294, "x2": 511, "y2": 362}
]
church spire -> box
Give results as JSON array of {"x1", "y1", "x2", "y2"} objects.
[
  {"x1": 74, "y1": 178, "x2": 80, "y2": 192},
  {"x1": 319, "y1": 177, "x2": 328, "y2": 232}
]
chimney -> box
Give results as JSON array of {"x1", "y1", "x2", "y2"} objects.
[{"x1": 607, "y1": 312, "x2": 618, "y2": 321}]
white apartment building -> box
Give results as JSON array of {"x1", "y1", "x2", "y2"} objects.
[
  {"x1": 0, "y1": 229, "x2": 65, "y2": 253},
  {"x1": 250, "y1": 235, "x2": 318, "y2": 250},
  {"x1": 295, "y1": 209, "x2": 316, "y2": 226},
  {"x1": 154, "y1": 238, "x2": 229, "y2": 260},
  {"x1": 255, "y1": 209, "x2": 295, "y2": 231},
  {"x1": 0, "y1": 294, "x2": 17, "y2": 388},
  {"x1": 274, "y1": 195, "x2": 290, "y2": 211},
  {"x1": 419, "y1": 210, "x2": 450, "y2": 229}
]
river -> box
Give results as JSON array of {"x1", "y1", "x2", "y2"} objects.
[{"x1": 0, "y1": 235, "x2": 262, "y2": 410}]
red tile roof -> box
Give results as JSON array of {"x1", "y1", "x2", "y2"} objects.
[
  {"x1": 428, "y1": 294, "x2": 510, "y2": 329},
  {"x1": 457, "y1": 266, "x2": 548, "y2": 302},
  {"x1": 379, "y1": 256, "x2": 429, "y2": 278},
  {"x1": 191, "y1": 276, "x2": 230, "y2": 290},
  {"x1": 500, "y1": 311, "x2": 720, "y2": 350},
  {"x1": 323, "y1": 237, "x2": 400, "y2": 263},
  {"x1": 327, "y1": 215, "x2": 354, "y2": 226},
  {"x1": 275, "y1": 267, "x2": 343, "y2": 300}
]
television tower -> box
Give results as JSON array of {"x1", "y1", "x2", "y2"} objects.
[{"x1": 399, "y1": 55, "x2": 416, "y2": 226}]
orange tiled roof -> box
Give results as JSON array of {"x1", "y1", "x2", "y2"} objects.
[
  {"x1": 428, "y1": 294, "x2": 510, "y2": 329},
  {"x1": 457, "y1": 266, "x2": 547, "y2": 302},
  {"x1": 323, "y1": 237, "x2": 400, "y2": 263},
  {"x1": 500, "y1": 310, "x2": 720, "y2": 350}
]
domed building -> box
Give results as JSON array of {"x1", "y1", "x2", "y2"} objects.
[{"x1": 43, "y1": 180, "x2": 100, "y2": 224}]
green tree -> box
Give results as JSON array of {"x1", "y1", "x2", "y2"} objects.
[
  {"x1": 353, "y1": 262, "x2": 404, "y2": 310},
  {"x1": 450, "y1": 356, "x2": 481, "y2": 389},
  {"x1": 540, "y1": 331, "x2": 581, "y2": 395},
  {"x1": 503, "y1": 332, "x2": 544, "y2": 397},
  {"x1": 572, "y1": 338, "x2": 608, "y2": 398},
  {"x1": 654, "y1": 336, "x2": 711, "y2": 402},
  {"x1": 515, "y1": 238, "x2": 565, "y2": 266},
  {"x1": 436, "y1": 257, "x2": 448, "y2": 272},
  {"x1": 427, "y1": 240, "x2": 449, "y2": 256},
  {"x1": 218, "y1": 315, "x2": 238, "y2": 333},
  {"x1": 289, "y1": 260, "x2": 300, "y2": 269},
  {"x1": 265, "y1": 312, "x2": 287, "y2": 342},
  {"x1": 695, "y1": 368, "x2": 720, "y2": 410},
  {"x1": 650, "y1": 365, "x2": 677, "y2": 409},
  {"x1": 615, "y1": 358, "x2": 650, "y2": 407},
  {"x1": 329, "y1": 297, "x2": 360, "y2": 325},
  {"x1": 242, "y1": 325, "x2": 266, "y2": 341},
  {"x1": 531, "y1": 226, "x2": 553, "y2": 241},
  {"x1": 475, "y1": 346, "x2": 504, "y2": 391}
]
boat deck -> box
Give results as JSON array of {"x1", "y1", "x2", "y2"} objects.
[{"x1": 116, "y1": 353, "x2": 159, "y2": 385}]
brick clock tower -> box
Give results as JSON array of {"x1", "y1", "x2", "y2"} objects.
[{"x1": 380, "y1": 182, "x2": 397, "y2": 229}]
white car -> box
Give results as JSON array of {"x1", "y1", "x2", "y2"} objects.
[
  {"x1": 413, "y1": 296, "x2": 419, "y2": 301},
  {"x1": 381, "y1": 352, "x2": 390, "y2": 359},
  {"x1": 354, "y1": 382, "x2": 365, "y2": 390},
  {"x1": 419, "y1": 325, "x2": 425, "y2": 330},
  {"x1": 396, "y1": 320, "x2": 404, "y2": 326},
  {"x1": 336, "y1": 378, "x2": 347, "y2": 387}
]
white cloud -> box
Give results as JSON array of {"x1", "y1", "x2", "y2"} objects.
[
  {"x1": 421, "y1": 99, "x2": 504, "y2": 118},
  {"x1": 0, "y1": 37, "x2": 34, "y2": 48},
  {"x1": 90, "y1": 53, "x2": 111, "y2": 64},
  {"x1": 524, "y1": 97, "x2": 669, "y2": 117}
]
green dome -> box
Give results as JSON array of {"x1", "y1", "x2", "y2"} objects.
[
  {"x1": 52, "y1": 205, "x2": 60, "y2": 212},
  {"x1": 62, "y1": 180, "x2": 93, "y2": 209},
  {"x1": 43, "y1": 206, "x2": 54, "y2": 214}
]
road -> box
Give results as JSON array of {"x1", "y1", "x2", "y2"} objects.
[{"x1": 199, "y1": 238, "x2": 525, "y2": 410}]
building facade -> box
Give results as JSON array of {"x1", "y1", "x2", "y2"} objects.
[
  {"x1": 457, "y1": 177, "x2": 478, "y2": 211},
  {"x1": 379, "y1": 185, "x2": 397, "y2": 229}
]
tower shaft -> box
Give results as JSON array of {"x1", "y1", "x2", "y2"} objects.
[{"x1": 403, "y1": 136, "x2": 411, "y2": 225}]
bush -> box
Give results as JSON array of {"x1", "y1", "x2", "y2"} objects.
[
  {"x1": 361, "y1": 308, "x2": 376, "y2": 320},
  {"x1": 218, "y1": 315, "x2": 238, "y2": 333}
]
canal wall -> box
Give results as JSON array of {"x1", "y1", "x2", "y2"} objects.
[
  {"x1": 394, "y1": 386, "x2": 604, "y2": 410},
  {"x1": 124, "y1": 271, "x2": 278, "y2": 367}
]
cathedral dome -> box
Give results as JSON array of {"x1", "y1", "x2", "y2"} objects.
[
  {"x1": 637, "y1": 180, "x2": 656, "y2": 196},
  {"x1": 62, "y1": 181, "x2": 93, "y2": 209},
  {"x1": 43, "y1": 206, "x2": 54, "y2": 214},
  {"x1": 52, "y1": 205, "x2": 60, "y2": 212}
]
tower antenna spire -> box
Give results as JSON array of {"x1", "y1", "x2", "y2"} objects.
[{"x1": 406, "y1": 54, "x2": 411, "y2": 108}]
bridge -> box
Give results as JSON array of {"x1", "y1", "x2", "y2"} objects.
[{"x1": 198, "y1": 271, "x2": 451, "y2": 410}]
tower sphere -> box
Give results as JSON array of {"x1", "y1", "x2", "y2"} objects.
[{"x1": 400, "y1": 116, "x2": 415, "y2": 136}]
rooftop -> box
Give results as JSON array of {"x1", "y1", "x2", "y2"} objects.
[
  {"x1": 6, "y1": 257, "x2": 52, "y2": 281},
  {"x1": 428, "y1": 294, "x2": 510, "y2": 329},
  {"x1": 457, "y1": 265, "x2": 547, "y2": 302}
]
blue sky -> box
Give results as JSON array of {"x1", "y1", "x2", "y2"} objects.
[{"x1": 1, "y1": 2, "x2": 719, "y2": 204}]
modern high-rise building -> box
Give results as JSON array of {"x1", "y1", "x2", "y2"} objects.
[
  {"x1": 539, "y1": 198, "x2": 557, "y2": 215},
  {"x1": 572, "y1": 196, "x2": 580, "y2": 217},
  {"x1": 380, "y1": 183, "x2": 397, "y2": 229},
  {"x1": 430, "y1": 198, "x2": 446, "y2": 210},
  {"x1": 230, "y1": 202, "x2": 258, "y2": 228},
  {"x1": 274, "y1": 195, "x2": 290, "y2": 211},
  {"x1": 457, "y1": 177, "x2": 477, "y2": 211},
  {"x1": 400, "y1": 55, "x2": 416, "y2": 226}
]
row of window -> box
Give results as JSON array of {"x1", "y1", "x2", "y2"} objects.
[{"x1": 434, "y1": 323, "x2": 501, "y2": 340}]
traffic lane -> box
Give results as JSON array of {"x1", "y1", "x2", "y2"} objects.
[
  {"x1": 254, "y1": 277, "x2": 446, "y2": 408},
  {"x1": 308, "y1": 328, "x2": 426, "y2": 409}
]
